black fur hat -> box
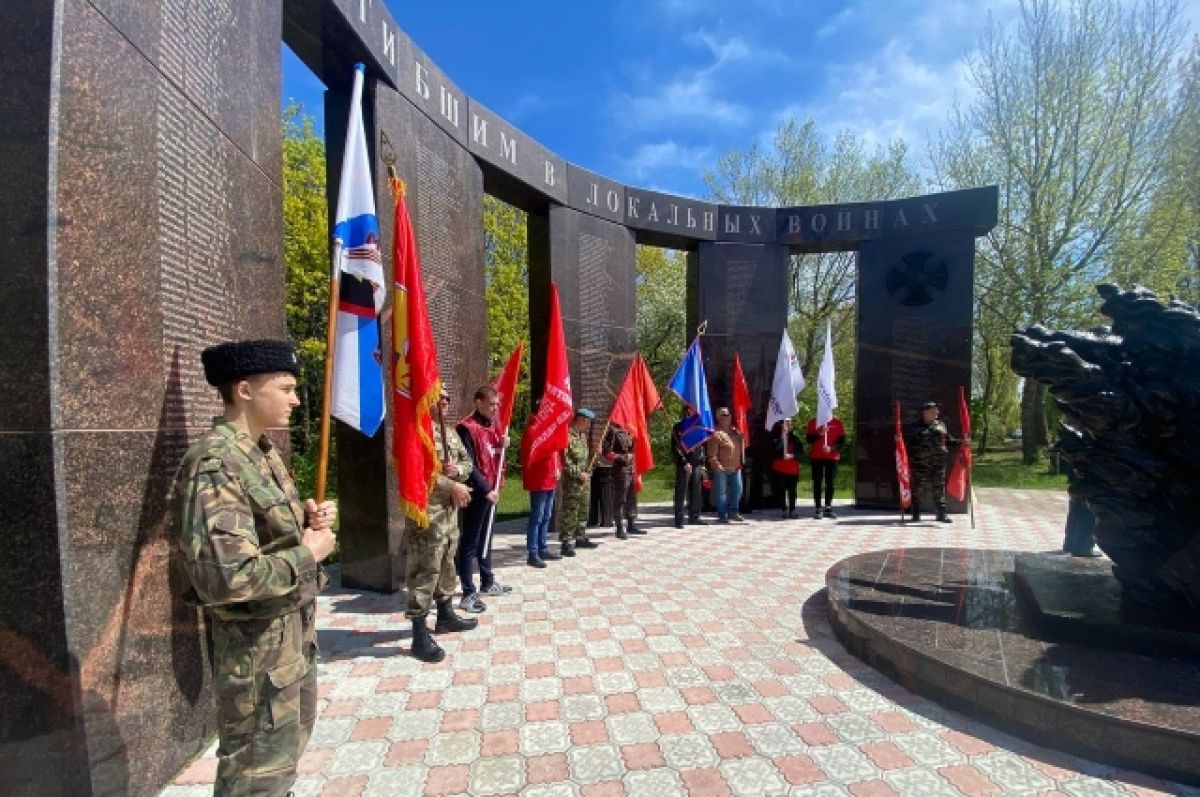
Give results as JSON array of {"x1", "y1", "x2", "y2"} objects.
[{"x1": 201, "y1": 339, "x2": 299, "y2": 386}]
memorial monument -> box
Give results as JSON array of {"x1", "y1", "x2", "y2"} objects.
[
  {"x1": 3, "y1": 0, "x2": 994, "y2": 792},
  {"x1": 1012, "y1": 284, "x2": 1200, "y2": 622}
]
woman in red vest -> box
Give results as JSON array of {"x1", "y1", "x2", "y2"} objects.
[
  {"x1": 805, "y1": 416, "x2": 846, "y2": 519},
  {"x1": 770, "y1": 419, "x2": 803, "y2": 518}
]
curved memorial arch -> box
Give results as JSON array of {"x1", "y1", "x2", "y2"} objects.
[
  {"x1": 292, "y1": 0, "x2": 998, "y2": 591},
  {"x1": 4, "y1": 1, "x2": 995, "y2": 792}
]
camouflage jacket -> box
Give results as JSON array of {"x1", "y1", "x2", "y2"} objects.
[
  {"x1": 562, "y1": 428, "x2": 591, "y2": 485},
  {"x1": 425, "y1": 425, "x2": 473, "y2": 530},
  {"x1": 168, "y1": 418, "x2": 326, "y2": 621},
  {"x1": 905, "y1": 419, "x2": 954, "y2": 464}
]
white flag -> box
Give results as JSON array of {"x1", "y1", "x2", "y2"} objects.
[
  {"x1": 765, "y1": 329, "x2": 804, "y2": 430},
  {"x1": 816, "y1": 321, "x2": 838, "y2": 429}
]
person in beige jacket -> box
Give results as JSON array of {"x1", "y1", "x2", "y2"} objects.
[{"x1": 706, "y1": 407, "x2": 746, "y2": 523}]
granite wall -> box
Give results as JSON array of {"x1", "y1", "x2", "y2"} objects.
[
  {"x1": 693, "y1": 243, "x2": 791, "y2": 509},
  {"x1": 528, "y1": 206, "x2": 638, "y2": 450},
  {"x1": 0, "y1": 1, "x2": 284, "y2": 794},
  {"x1": 854, "y1": 231, "x2": 976, "y2": 511},
  {"x1": 334, "y1": 81, "x2": 487, "y2": 592}
]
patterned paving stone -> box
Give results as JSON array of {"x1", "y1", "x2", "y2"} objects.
[{"x1": 161, "y1": 494, "x2": 1194, "y2": 797}]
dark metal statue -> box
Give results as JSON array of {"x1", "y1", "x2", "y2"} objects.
[{"x1": 1011, "y1": 284, "x2": 1200, "y2": 621}]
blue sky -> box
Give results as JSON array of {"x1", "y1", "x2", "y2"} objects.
[{"x1": 280, "y1": 0, "x2": 1124, "y2": 200}]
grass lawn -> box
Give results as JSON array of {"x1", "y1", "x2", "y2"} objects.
[
  {"x1": 496, "y1": 441, "x2": 1062, "y2": 520},
  {"x1": 971, "y1": 441, "x2": 1067, "y2": 490}
]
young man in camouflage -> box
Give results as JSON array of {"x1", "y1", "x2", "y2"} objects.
[
  {"x1": 168, "y1": 339, "x2": 336, "y2": 797},
  {"x1": 559, "y1": 408, "x2": 597, "y2": 556},
  {"x1": 602, "y1": 421, "x2": 642, "y2": 539},
  {"x1": 904, "y1": 400, "x2": 959, "y2": 523},
  {"x1": 404, "y1": 389, "x2": 478, "y2": 663}
]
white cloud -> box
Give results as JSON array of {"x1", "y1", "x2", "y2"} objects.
[
  {"x1": 619, "y1": 140, "x2": 715, "y2": 183},
  {"x1": 505, "y1": 92, "x2": 550, "y2": 123},
  {"x1": 612, "y1": 29, "x2": 790, "y2": 131}
]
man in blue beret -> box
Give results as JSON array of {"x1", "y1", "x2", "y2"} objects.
[{"x1": 559, "y1": 408, "x2": 598, "y2": 556}]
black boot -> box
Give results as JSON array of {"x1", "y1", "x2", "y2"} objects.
[
  {"x1": 937, "y1": 506, "x2": 952, "y2": 523},
  {"x1": 615, "y1": 521, "x2": 628, "y2": 540},
  {"x1": 435, "y1": 598, "x2": 478, "y2": 633},
  {"x1": 628, "y1": 520, "x2": 647, "y2": 535},
  {"x1": 561, "y1": 541, "x2": 576, "y2": 557},
  {"x1": 911, "y1": 499, "x2": 921, "y2": 522},
  {"x1": 576, "y1": 536, "x2": 600, "y2": 549},
  {"x1": 411, "y1": 617, "x2": 445, "y2": 663}
]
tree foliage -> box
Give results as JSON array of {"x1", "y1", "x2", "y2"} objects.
[
  {"x1": 929, "y1": 0, "x2": 1193, "y2": 462},
  {"x1": 704, "y1": 116, "x2": 922, "y2": 438},
  {"x1": 483, "y1": 195, "x2": 531, "y2": 466},
  {"x1": 282, "y1": 103, "x2": 330, "y2": 457}
]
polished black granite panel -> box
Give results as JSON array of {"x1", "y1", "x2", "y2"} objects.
[
  {"x1": 854, "y1": 231, "x2": 975, "y2": 511},
  {"x1": 624, "y1": 187, "x2": 717, "y2": 249},
  {"x1": 716, "y1": 206, "x2": 778, "y2": 244},
  {"x1": 0, "y1": 434, "x2": 84, "y2": 797},
  {"x1": 1014, "y1": 553, "x2": 1200, "y2": 658},
  {"x1": 335, "y1": 83, "x2": 487, "y2": 591},
  {"x1": 468, "y1": 98, "x2": 567, "y2": 209},
  {"x1": 567, "y1": 164, "x2": 626, "y2": 226},
  {"x1": 529, "y1": 206, "x2": 637, "y2": 444},
  {"x1": 827, "y1": 547, "x2": 1200, "y2": 786},
  {"x1": 695, "y1": 243, "x2": 789, "y2": 508},
  {"x1": 0, "y1": 1, "x2": 53, "y2": 433}
]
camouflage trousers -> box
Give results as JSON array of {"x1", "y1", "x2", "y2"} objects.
[
  {"x1": 911, "y1": 459, "x2": 947, "y2": 510},
  {"x1": 404, "y1": 512, "x2": 460, "y2": 618},
  {"x1": 559, "y1": 483, "x2": 588, "y2": 542},
  {"x1": 211, "y1": 603, "x2": 317, "y2": 796}
]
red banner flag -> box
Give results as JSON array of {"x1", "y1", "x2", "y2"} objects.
[
  {"x1": 491, "y1": 340, "x2": 524, "y2": 435},
  {"x1": 732, "y1": 351, "x2": 751, "y2": 436},
  {"x1": 520, "y1": 283, "x2": 573, "y2": 470},
  {"x1": 390, "y1": 177, "x2": 441, "y2": 527},
  {"x1": 894, "y1": 400, "x2": 912, "y2": 510},
  {"x1": 946, "y1": 385, "x2": 973, "y2": 502},
  {"x1": 609, "y1": 354, "x2": 663, "y2": 491}
]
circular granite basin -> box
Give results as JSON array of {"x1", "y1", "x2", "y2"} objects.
[{"x1": 825, "y1": 547, "x2": 1200, "y2": 786}]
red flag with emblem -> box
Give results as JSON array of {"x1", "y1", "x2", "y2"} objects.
[
  {"x1": 520, "y1": 283, "x2": 573, "y2": 470},
  {"x1": 389, "y1": 176, "x2": 440, "y2": 528},
  {"x1": 732, "y1": 351, "x2": 751, "y2": 436},
  {"x1": 945, "y1": 385, "x2": 973, "y2": 502},
  {"x1": 894, "y1": 400, "x2": 912, "y2": 510},
  {"x1": 491, "y1": 341, "x2": 523, "y2": 436},
  {"x1": 608, "y1": 354, "x2": 663, "y2": 492}
]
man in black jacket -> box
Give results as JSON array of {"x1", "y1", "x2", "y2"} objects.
[{"x1": 671, "y1": 407, "x2": 706, "y2": 529}]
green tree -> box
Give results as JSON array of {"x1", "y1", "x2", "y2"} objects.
[
  {"x1": 704, "y1": 116, "x2": 922, "y2": 437},
  {"x1": 635, "y1": 244, "x2": 689, "y2": 463},
  {"x1": 929, "y1": 0, "x2": 1192, "y2": 462},
  {"x1": 483, "y1": 195, "x2": 531, "y2": 466},
  {"x1": 282, "y1": 103, "x2": 330, "y2": 457},
  {"x1": 1109, "y1": 37, "x2": 1200, "y2": 302}
]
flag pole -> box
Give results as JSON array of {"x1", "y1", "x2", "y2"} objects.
[{"x1": 315, "y1": 240, "x2": 343, "y2": 504}]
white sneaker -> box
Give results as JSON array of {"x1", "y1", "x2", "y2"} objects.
[{"x1": 458, "y1": 593, "x2": 487, "y2": 613}]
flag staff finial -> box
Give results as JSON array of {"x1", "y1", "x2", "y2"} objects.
[{"x1": 697, "y1": 320, "x2": 708, "y2": 337}]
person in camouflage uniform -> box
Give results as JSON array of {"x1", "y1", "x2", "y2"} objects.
[
  {"x1": 168, "y1": 340, "x2": 336, "y2": 797},
  {"x1": 403, "y1": 390, "x2": 478, "y2": 663},
  {"x1": 559, "y1": 409, "x2": 597, "y2": 556},
  {"x1": 603, "y1": 422, "x2": 642, "y2": 539},
  {"x1": 904, "y1": 400, "x2": 959, "y2": 523}
]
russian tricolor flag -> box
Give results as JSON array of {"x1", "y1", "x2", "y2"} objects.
[{"x1": 331, "y1": 64, "x2": 385, "y2": 436}]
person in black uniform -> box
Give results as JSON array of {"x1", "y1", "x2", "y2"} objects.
[{"x1": 671, "y1": 406, "x2": 706, "y2": 529}]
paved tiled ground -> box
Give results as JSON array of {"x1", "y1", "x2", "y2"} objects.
[{"x1": 163, "y1": 489, "x2": 1197, "y2": 796}]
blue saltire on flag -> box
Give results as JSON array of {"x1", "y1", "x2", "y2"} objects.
[
  {"x1": 331, "y1": 63, "x2": 386, "y2": 437},
  {"x1": 668, "y1": 338, "x2": 715, "y2": 451}
]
